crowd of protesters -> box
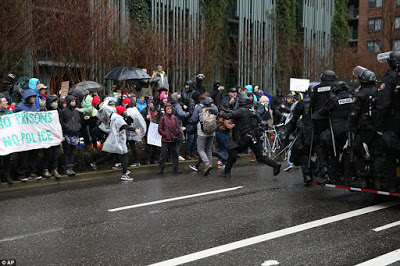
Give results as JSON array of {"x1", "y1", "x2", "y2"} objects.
[{"x1": 0, "y1": 65, "x2": 291, "y2": 184}]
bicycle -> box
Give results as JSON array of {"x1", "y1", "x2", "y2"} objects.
[{"x1": 261, "y1": 123, "x2": 285, "y2": 158}]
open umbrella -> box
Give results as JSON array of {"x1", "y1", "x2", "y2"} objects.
[
  {"x1": 69, "y1": 81, "x2": 105, "y2": 99},
  {"x1": 104, "y1": 66, "x2": 151, "y2": 81}
]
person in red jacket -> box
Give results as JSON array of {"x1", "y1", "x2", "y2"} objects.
[{"x1": 157, "y1": 103, "x2": 182, "y2": 174}]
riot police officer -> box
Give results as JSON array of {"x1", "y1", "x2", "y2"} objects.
[
  {"x1": 283, "y1": 90, "x2": 315, "y2": 186},
  {"x1": 217, "y1": 94, "x2": 281, "y2": 177},
  {"x1": 310, "y1": 70, "x2": 337, "y2": 178},
  {"x1": 375, "y1": 51, "x2": 400, "y2": 191},
  {"x1": 348, "y1": 66, "x2": 380, "y2": 188},
  {"x1": 317, "y1": 81, "x2": 353, "y2": 184}
]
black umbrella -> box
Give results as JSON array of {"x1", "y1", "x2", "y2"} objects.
[
  {"x1": 69, "y1": 81, "x2": 105, "y2": 98},
  {"x1": 104, "y1": 66, "x2": 151, "y2": 81}
]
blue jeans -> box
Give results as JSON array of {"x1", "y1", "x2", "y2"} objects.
[
  {"x1": 184, "y1": 123, "x2": 197, "y2": 153},
  {"x1": 215, "y1": 131, "x2": 229, "y2": 164}
]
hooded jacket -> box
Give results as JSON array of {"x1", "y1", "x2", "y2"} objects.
[
  {"x1": 158, "y1": 103, "x2": 179, "y2": 142},
  {"x1": 60, "y1": 95, "x2": 82, "y2": 136},
  {"x1": 46, "y1": 95, "x2": 59, "y2": 111},
  {"x1": 191, "y1": 97, "x2": 218, "y2": 137},
  {"x1": 28, "y1": 78, "x2": 46, "y2": 111},
  {"x1": 14, "y1": 89, "x2": 38, "y2": 112},
  {"x1": 171, "y1": 92, "x2": 189, "y2": 123},
  {"x1": 211, "y1": 80, "x2": 223, "y2": 108},
  {"x1": 136, "y1": 98, "x2": 147, "y2": 113}
]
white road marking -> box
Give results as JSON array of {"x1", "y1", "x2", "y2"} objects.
[
  {"x1": 148, "y1": 201, "x2": 399, "y2": 266},
  {"x1": 373, "y1": 220, "x2": 400, "y2": 232},
  {"x1": 108, "y1": 186, "x2": 244, "y2": 212},
  {"x1": 261, "y1": 260, "x2": 279, "y2": 265},
  {"x1": 0, "y1": 228, "x2": 62, "y2": 243},
  {"x1": 354, "y1": 248, "x2": 400, "y2": 266}
]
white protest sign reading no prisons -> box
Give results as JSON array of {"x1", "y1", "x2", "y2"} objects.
[{"x1": 0, "y1": 111, "x2": 63, "y2": 156}]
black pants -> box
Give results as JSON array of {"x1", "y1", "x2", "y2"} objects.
[
  {"x1": 313, "y1": 119, "x2": 329, "y2": 169},
  {"x1": 129, "y1": 140, "x2": 139, "y2": 163},
  {"x1": 63, "y1": 143, "x2": 76, "y2": 168},
  {"x1": 91, "y1": 126, "x2": 106, "y2": 143},
  {"x1": 0, "y1": 154, "x2": 11, "y2": 179},
  {"x1": 225, "y1": 136, "x2": 279, "y2": 174},
  {"x1": 94, "y1": 153, "x2": 120, "y2": 165},
  {"x1": 83, "y1": 117, "x2": 99, "y2": 147},
  {"x1": 18, "y1": 149, "x2": 40, "y2": 176},
  {"x1": 43, "y1": 145, "x2": 60, "y2": 171},
  {"x1": 145, "y1": 144, "x2": 160, "y2": 163},
  {"x1": 159, "y1": 142, "x2": 179, "y2": 170}
]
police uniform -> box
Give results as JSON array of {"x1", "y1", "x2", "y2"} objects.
[
  {"x1": 219, "y1": 99, "x2": 281, "y2": 177},
  {"x1": 319, "y1": 87, "x2": 353, "y2": 183}
]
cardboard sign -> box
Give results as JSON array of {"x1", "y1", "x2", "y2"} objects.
[
  {"x1": 147, "y1": 122, "x2": 162, "y2": 147},
  {"x1": 0, "y1": 111, "x2": 63, "y2": 156},
  {"x1": 290, "y1": 78, "x2": 310, "y2": 92},
  {"x1": 60, "y1": 81, "x2": 69, "y2": 98}
]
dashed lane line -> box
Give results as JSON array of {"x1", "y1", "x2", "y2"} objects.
[{"x1": 108, "y1": 186, "x2": 244, "y2": 212}]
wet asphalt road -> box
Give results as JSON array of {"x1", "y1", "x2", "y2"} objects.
[{"x1": 1, "y1": 159, "x2": 400, "y2": 266}]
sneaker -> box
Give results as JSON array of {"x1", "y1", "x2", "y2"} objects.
[
  {"x1": 52, "y1": 170, "x2": 62, "y2": 179},
  {"x1": 19, "y1": 175, "x2": 28, "y2": 182},
  {"x1": 30, "y1": 173, "x2": 42, "y2": 180},
  {"x1": 284, "y1": 165, "x2": 294, "y2": 172},
  {"x1": 121, "y1": 174, "x2": 133, "y2": 181},
  {"x1": 157, "y1": 168, "x2": 164, "y2": 174},
  {"x1": 126, "y1": 169, "x2": 131, "y2": 175},
  {"x1": 112, "y1": 163, "x2": 122, "y2": 170},
  {"x1": 189, "y1": 165, "x2": 198, "y2": 172},
  {"x1": 204, "y1": 164, "x2": 212, "y2": 176},
  {"x1": 69, "y1": 168, "x2": 76, "y2": 176},
  {"x1": 130, "y1": 162, "x2": 141, "y2": 167},
  {"x1": 90, "y1": 162, "x2": 98, "y2": 171},
  {"x1": 174, "y1": 168, "x2": 183, "y2": 173},
  {"x1": 178, "y1": 156, "x2": 186, "y2": 161},
  {"x1": 43, "y1": 169, "x2": 51, "y2": 178}
]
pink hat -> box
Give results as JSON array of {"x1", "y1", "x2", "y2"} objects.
[{"x1": 160, "y1": 93, "x2": 167, "y2": 100}]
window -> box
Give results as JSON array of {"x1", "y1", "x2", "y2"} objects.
[
  {"x1": 397, "y1": 0, "x2": 400, "y2": 6},
  {"x1": 369, "y1": 0, "x2": 382, "y2": 8},
  {"x1": 396, "y1": 17, "x2": 400, "y2": 29},
  {"x1": 395, "y1": 40, "x2": 400, "y2": 51},
  {"x1": 368, "y1": 18, "x2": 382, "y2": 31},
  {"x1": 367, "y1": 41, "x2": 381, "y2": 52}
]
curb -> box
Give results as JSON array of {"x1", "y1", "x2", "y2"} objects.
[{"x1": 0, "y1": 155, "x2": 251, "y2": 193}]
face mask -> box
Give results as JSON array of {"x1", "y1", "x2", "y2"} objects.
[{"x1": 51, "y1": 102, "x2": 58, "y2": 109}]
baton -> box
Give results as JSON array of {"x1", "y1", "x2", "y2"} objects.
[
  {"x1": 308, "y1": 127, "x2": 314, "y2": 168},
  {"x1": 329, "y1": 117, "x2": 337, "y2": 157}
]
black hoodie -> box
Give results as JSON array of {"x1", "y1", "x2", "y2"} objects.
[{"x1": 60, "y1": 95, "x2": 82, "y2": 136}]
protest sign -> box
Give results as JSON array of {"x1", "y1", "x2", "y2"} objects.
[
  {"x1": 290, "y1": 78, "x2": 309, "y2": 92},
  {"x1": 60, "y1": 81, "x2": 69, "y2": 98},
  {"x1": 0, "y1": 111, "x2": 63, "y2": 156},
  {"x1": 147, "y1": 122, "x2": 162, "y2": 147}
]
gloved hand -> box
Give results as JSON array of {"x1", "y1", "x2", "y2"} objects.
[{"x1": 120, "y1": 125, "x2": 135, "y2": 131}]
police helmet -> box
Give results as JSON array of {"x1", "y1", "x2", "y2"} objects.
[
  {"x1": 353, "y1": 66, "x2": 377, "y2": 83},
  {"x1": 333, "y1": 81, "x2": 348, "y2": 92},
  {"x1": 388, "y1": 51, "x2": 400, "y2": 70},
  {"x1": 320, "y1": 70, "x2": 337, "y2": 82}
]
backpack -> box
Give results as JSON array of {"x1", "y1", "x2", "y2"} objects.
[{"x1": 200, "y1": 104, "x2": 218, "y2": 133}]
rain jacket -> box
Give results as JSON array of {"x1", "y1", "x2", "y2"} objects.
[
  {"x1": 151, "y1": 71, "x2": 169, "y2": 91},
  {"x1": 14, "y1": 89, "x2": 38, "y2": 112},
  {"x1": 28, "y1": 78, "x2": 46, "y2": 111},
  {"x1": 81, "y1": 94, "x2": 98, "y2": 117},
  {"x1": 171, "y1": 93, "x2": 189, "y2": 124},
  {"x1": 60, "y1": 95, "x2": 82, "y2": 136},
  {"x1": 158, "y1": 103, "x2": 179, "y2": 142},
  {"x1": 97, "y1": 104, "x2": 114, "y2": 134},
  {"x1": 102, "y1": 112, "x2": 128, "y2": 155},
  {"x1": 245, "y1": 85, "x2": 258, "y2": 102},
  {"x1": 125, "y1": 107, "x2": 147, "y2": 141},
  {"x1": 190, "y1": 97, "x2": 218, "y2": 137},
  {"x1": 136, "y1": 99, "x2": 147, "y2": 113}
]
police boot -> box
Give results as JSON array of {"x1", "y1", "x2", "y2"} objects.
[
  {"x1": 273, "y1": 163, "x2": 281, "y2": 176},
  {"x1": 374, "y1": 175, "x2": 383, "y2": 191},
  {"x1": 303, "y1": 175, "x2": 312, "y2": 187}
]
